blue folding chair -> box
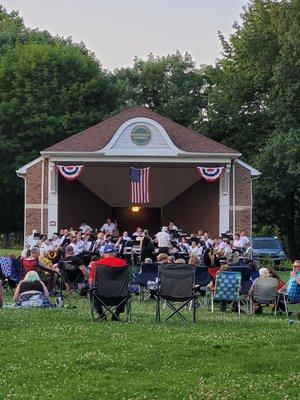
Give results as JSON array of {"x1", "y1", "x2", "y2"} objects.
[
  {"x1": 210, "y1": 271, "x2": 242, "y2": 314},
  {"x1": 133, "y1": 263, "x2": 159, "y2": 300}
]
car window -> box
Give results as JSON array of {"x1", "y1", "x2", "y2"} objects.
[{"x1": 253, "y1": 239, "x2": 281, "y2": 250}]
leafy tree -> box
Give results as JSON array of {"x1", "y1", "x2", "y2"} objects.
[
  {"x1": 112, "y1": 52, "x2": 207, "y2": 127},
  {"x1": 0, "y1": 9, "x2": 116, "y2": 235},
  {"x1": 253, "y1": 129, "x2": 300, "y2": 258}
]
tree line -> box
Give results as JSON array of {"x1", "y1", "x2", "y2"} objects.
[{"x1": 0, "y1": 0, "x2": 299, "y2": 256}]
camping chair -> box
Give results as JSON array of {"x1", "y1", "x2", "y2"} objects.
[
  {"x1": 279, "y1": 293, "x2": 300, "y2": 317},
  {"x1": 249, "y1": 277, "x2": 279, "y2": 315},
  {"x1": 156, "y1": 264, "x2": 197, "y2": 323},
  {"x1": 192, "y1": 266, "x2": 212, "y2": 309},
  {"x1": 231, "y1": 265, "x2": 252, "y2": 313},
  {"x1": 90, "y1": 266, "x2": 131, "y2": 322},
  {"x1": 57, "y1": 261, "x2": 85, "y2": 307},
  {"x1": 210, "y1": 271, "x2": 242, "y2": 314},
  {"x1": 133, "y1": 263, "x2": 159, "y2": 301}
]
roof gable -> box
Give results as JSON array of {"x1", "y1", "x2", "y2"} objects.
[{"x1": 43, "y1": 106, "x2": 239, "y2": 155}]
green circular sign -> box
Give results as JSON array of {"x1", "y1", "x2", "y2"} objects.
[{"x1": 131, "y1": 125, "x2": 151, "y2": 146}]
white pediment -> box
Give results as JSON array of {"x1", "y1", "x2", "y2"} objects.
[{"x1": 99, "y1": 117, "x2": 183, "y2": 156}]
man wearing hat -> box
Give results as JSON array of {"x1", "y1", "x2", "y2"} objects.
[
  {"x1": 89, "y1": 244, "x2": 127, "y2": 320},
  {"x1": 278, "y1": 260, "x2": 300, "y2": 312}
]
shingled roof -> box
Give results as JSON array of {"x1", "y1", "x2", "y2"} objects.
[{"x1": 43, "y1": 106, "x2": 239, "y2": 155}]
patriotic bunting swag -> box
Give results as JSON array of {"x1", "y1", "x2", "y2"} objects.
[
  {"x1": 130, "y1": 167, "x2": 150, "y2": 203},
  {"x1": 57, "y1": 165, "x2": 84, "y2": 181},
  {"x1": 197, "y1": 166, "x2": 224, "y2": 182}
]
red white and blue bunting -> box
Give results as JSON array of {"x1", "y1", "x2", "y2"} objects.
[
  {"x1": 57, "y1": 165, "x2": 84, "y2": 181},
  {"x1": 197, "y1": 166, "x2": 224, "y2": 182}
]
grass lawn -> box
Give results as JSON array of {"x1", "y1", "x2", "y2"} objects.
[
  {"x1": 0, "y1": 248, "x2": 22, "y2": 257},
  {"x1": 0, "y1": 295, "x2": 299, "y2": 400}
]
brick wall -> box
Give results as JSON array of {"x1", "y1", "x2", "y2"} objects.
[
  {"x1": 229, "y1": 163, "x2": 252, "y2": 235},
  {"x1": 25, "y1": 159, "x2": 48, "y2": 236}
]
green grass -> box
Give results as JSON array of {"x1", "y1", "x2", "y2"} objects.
[
  {"x1": 0, "y1": 297, "x2": 299, "y2": 400},
  {"x1": 0, "y1": 248, "x2": 22, "y2": 256}
]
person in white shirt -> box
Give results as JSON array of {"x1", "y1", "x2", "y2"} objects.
[
  {"x1": 101, "y1": 218, "x2": 116, "y2": 235},
  {"x1": 233, "y1": 233, "x2": 243, "y2": 250},
  {"x1": 26, "y1": 230, "x2": 38, "y2": 249},
  {"x1": 189, "y1": 241, "x2": 203, "y2": 260},
  {"x1": 203, "y1": 231, "x2": 213, "y2": 248},
  {"x1": 239, "y1": 230, "x2": 250, "y2": 248},
  {"x1": 178, "y1": 237, "x2": 190, "y2": 253},
  {"x1": 79, "y1": 221, "x2": 92, "y2": 233},
  {"x1": 156, "y1": 226, "x2": 170, "y2": 253},
  {"x1": 217, "y1": 238, "x2": 226, "y2": 254},
  {"x1": 70, "y1": 234, "x2": 84, "y2": 256},
  {"x1": 224, "y1": 239, "x2": 232, "y2": 256},
  {"x1": 132, "y1": 227, "x2": 144, "y2": 237},
  {"x1": 51, "y1": 234, "x2": 61, "y2": 250}
]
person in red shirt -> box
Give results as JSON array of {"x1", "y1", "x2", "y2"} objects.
[
  {"x1": 89, "y1": 245, "x2": 127, "y2": 284},
  {"x1": 89, "y1": 244, "x2": 127, "y2": 320}
]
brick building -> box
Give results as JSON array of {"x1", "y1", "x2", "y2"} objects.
[{"x1": 16, "y1": 106, "x2": 260, "y2": 238}]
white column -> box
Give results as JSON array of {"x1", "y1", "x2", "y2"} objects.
[
  {"x1": 219, "y1": 164, "x2": 231, "y2": 235},
  {"x1": 48, "y1": 161, "x2": 58, "y2": 236}
]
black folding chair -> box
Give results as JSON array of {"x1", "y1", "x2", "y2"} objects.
[
  {"x1": 156, "y1": 264, "x2": 197, "y2": 323},
  {"x1": 133, "y1": 263, "x2": 159, "y2": 301},
  {"x1": 58, "y1": 261, "x2": 85, "y2": 307},
  {"x1": 90, "y1": 266, "x2": 132, "y2": 322}
]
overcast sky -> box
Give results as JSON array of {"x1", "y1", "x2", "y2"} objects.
[{"x1": 2, "y1": 0, "x2": 248, "y2": 71}]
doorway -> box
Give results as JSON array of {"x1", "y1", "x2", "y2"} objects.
[{"x1": 111, "y1": 207, "x2": 161, "y2": 235}]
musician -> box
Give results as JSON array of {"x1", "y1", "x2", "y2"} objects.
[
  {"x1": 132, "y1": 227, "x2": 144, "y2": 237},
  {"x1": 178, "y1": 237, "x2": 190, "y2": 253},
  {"x1": 79, "y1": 221, "x2": 92, "y2": 233},
  {"x1": 140, "y1": 229, "x2": 154, "y2": 262},
  {"x1": 203, "y1": 231, "x2": 213, "y2": 248},
  {"x1": 189, "y1": 241, "x2": 203, "y2": 260},
  {"x1": 100, "y1": 218, "x2": 116, "y2": 236},
  {"x1": 155, "y1": 226, "x2": 170, "y2": 254},
  {"x1": 233, "y1": 233, "x2": 243, "y2": 250},
  {"x1": 168, "y1": 221, "x2": 178, "y2": 231},
  {"x1": 239, "y1": 230, "x2": 250, "y2": 248}
]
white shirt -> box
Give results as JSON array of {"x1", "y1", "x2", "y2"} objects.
[
  {"x1": 79, "y1": 224, "x2": 92, "y2": 233},
  {"x1": 190, "y1": 246, "x2": 203, "y2": 259},
  {"x1": 169, "y1": 224, "x2": 178, "y2": 231},
  {"x1": 156, "y1": 231, "x2": 170, "y2": 248},
  {"x1": 70, "y1": 240, "x2": 84, "y2": 255},
  {"x1": 224, "y1": 244, "x2": 232, "y2": 255},
  {"x1": 101, "y1": 223, "x2": 116, "y2": 234},
  {"x1": 26, "y1": 235, "x2": 38, "y2": 249},
  {"x1": 217, "y1": 241, "x2": 226, "y2": 253},
  {"x1": 233, "y1": 239, "x2": 243, "y2": 249},
  {"x1": 239, "y1": 236, "x2": 250, "y2": 248}
]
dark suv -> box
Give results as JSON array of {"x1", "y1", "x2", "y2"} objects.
[{"x1": 251, "y1": 236, "x2": 287, "y2": 264}]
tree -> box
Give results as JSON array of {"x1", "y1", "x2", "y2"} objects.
[
  {"x1": 0, "y1": 9, "x2": 116, "y2": 235},
  {"x1": 199, "y1": 0, "x2": 300, "y2": 255},
  {"x1": 112, "y1": 52, "x2": 207, "y2": 127},
  {"x1": 253, "y1": 129, "x2": 300, "y2": 258}
]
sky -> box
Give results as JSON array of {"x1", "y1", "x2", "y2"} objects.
[{"x1": 1, "y1": 0, "x2": 248, "y2": 71}]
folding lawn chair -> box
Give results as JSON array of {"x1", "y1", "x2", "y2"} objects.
[
  {"x1": 249, "y1": 277, "x2": 279, "y2": 315},
  {"x1": 156, "y1": 263, "x2": 197, "y2": 323},
  {"x1": 90, "y1": 265, "x2": 132, "y2": 322},
  {"x1": 210, "y1": 271, "x2": 242, "y2": 314},
  {"x1": 57, "y1": 260, "x2": 85, "y2": 307},
  {"x1": 193, "y1": 266, "x2": 212, "y2": 309},
  {"x1": 133, "y1": 263, "x2": 159, "y2": 301}
]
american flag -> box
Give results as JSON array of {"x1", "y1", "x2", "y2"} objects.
[{"x1": 130, "y1": 167, "x2": 150, "y2": 203}]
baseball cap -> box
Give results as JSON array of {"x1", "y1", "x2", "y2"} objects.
[{"x1": 103, "y1": 244, "x2": 115, "y2": 254}]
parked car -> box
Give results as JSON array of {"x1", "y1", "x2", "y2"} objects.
[{"x1": 250, "y1": 236, "x2": 287, "y2": 264}]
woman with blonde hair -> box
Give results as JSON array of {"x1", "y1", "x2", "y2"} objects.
[{"x1": 14, "y1": 271, "x2": 52, "y2": 308}]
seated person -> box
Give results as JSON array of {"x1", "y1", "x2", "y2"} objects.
[
  {"x1": 100, "y1": 218, "x2": 116, "y2": 236},
  {"x1": 175, "y1": 258, "x2": 186, "y2": 264},
  {"x1": 57, "y1": 245, "x2": 87, "y2": 292},
  {"x1": 167, "y1": 255, "x2": 175, "y2": 264},
  {"x1": 188, "y1": 254, "x2": 199, "y2": 266},
  {"x1": 248, "y1": 268, "x2": 278, "y2": 314},
  {"x1": 178, "y1": 237, "x2": 190, "y2": 253},
  {"x1": 21, "y1": 247, "x2": 40, "y2": 276},
  {"x1": 13, "y1": 271, "x2": 52, "y2": 308},
  {"x1": 277, "y1": 260, "x2": 300, "y2": 312},
  {"x1": 89, "y1": 245, "x2": 127, "y2": 320},
  {"x1": 156, "y1": 253, "x2": 168, "y2": 264},
  {"x1": 239, "y1": 230, "x2": 250, "y2": 249},
  {"x1": 207, "y1": 264, "x2": 231, "y2": 311},
  {"x1": 168, "y1": 221, "x2": 178, "y2": 231}
]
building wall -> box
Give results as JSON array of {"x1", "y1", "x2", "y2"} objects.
[
  {"x1": 229, "y1": 162, "x2": 252, "y2": 235},
  {"x1": 25, "y1": 159, "x2": 48, "y2": 236},
  {"x1": 162, "y1": 179, "x2": 219, "y2": 237}
]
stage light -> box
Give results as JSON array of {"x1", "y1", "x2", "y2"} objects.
[{"x1": 131, "y1": 206, "x2": 140, "y2": 212}]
